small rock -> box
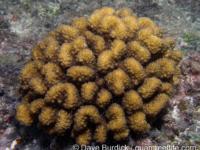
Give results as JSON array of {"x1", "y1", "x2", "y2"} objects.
[{"x1": 191, "y1": 61, "x2": 200, "y2": 74}]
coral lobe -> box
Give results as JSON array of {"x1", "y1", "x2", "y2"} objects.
[{"x1": 16, "y1": 7, "x2": 182, "y2": 145}]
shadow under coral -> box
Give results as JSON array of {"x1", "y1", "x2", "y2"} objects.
[{"x1": 7, "y1": 107, "x2": 169, "y2": 150}]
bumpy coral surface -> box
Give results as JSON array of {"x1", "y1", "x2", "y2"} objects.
[{"x1": 16, "y1": 7, "x2": 182, "y2": 145}]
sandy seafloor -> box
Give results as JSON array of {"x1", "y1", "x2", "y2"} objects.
[{"x1": 0, "y1": 0, "x2": 200, "y2": 149}]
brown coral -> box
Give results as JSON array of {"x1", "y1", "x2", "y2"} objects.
[
  {"x1": 16, "y1": 7, "x2": 182, "y2": 145},
  {"x1": 96, "y1": 89, "x2": 112, "y2": 108},
  {"x1": 74, "y1": 105, "x2": 101, "y2": 131},
  {"x1": 29, "y1": 78, "x2": 47, "y2": 95},
  {"x1": 16, "y1": 103, "x2": 35, "y2": 126},
  {"x1": 169, "y1": 50, "x2": 183, "y2": 63},
  {"x1": 105, "y1": 69, "x2": 130, "y2": 95},
  {"x1": 128, "y1": 111, "x2": 150, "y2": 134},
  {"x1": 138, "y1": 77, "x2": 162, "y2": 99},
  {"x1": 71, "y1": 17, "x2": 88, "y2": 35},
  {"x1": 143, "y1": 93, "x2": 170, "y2": 116},
  {"x1": 127, "y1": 41, "x2": 151, "y2": 64},
  {"x1": 106, "y1": 103, "x2": 129, "y2": 140},
  {"x1": 81, "y1": 82, "x2": 98, "y2": 103},
  {"x1": 31, "y1": 37, "x2": 59, "y2": 63},
  {"x1": 38, "y1": 106, "x2": 57, "y2": 126},
  {"x1": 122, "y1": 90, "x2": 143, "y2": 115},
  {"x1": 29, "y1": 99, "x2": 46, "y2": 114},
  {"x1": 45, "y1": 83, "x2": 80, "y2": 110},
  {"x1": 165, "y1": 37, "x2": 176, "y2": 49},
  {"x1": 67, "y1": 66, "x2": 94, "y2": 82},
  {"x1": 54, "y1": 110, "x2": 73, "y2": 135},
  {"x1": 94, "y1": 117, "x2": 107, "y2": 143},
  {"x1": 120, "y1": 58, "x2": 145, "y2": 86}
]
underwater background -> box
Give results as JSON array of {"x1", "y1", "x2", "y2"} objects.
[{"x1": 0, "y1": 0, "x2": 200, "y2": 149}]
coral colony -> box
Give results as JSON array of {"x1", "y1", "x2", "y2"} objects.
[{"x1": 16, "y1": 7, "x2": 182, "y2": 145}]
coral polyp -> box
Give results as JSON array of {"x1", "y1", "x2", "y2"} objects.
[{"x1": 16, "y1": 7, "x2": 182, "y2": 145}]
